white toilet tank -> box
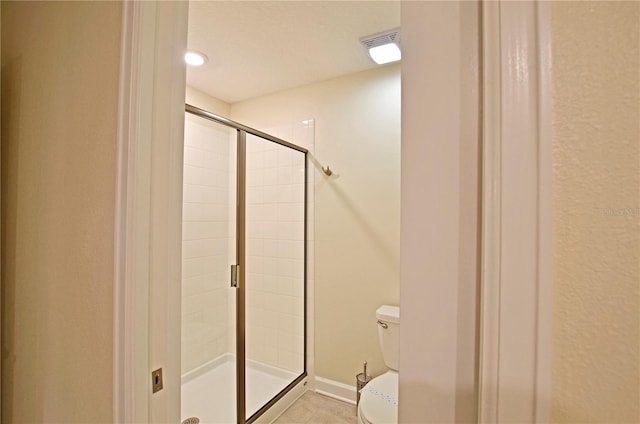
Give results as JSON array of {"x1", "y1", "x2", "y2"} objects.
[{"x1": 376, "y1": 305, "x2": 400, "y2": 371}]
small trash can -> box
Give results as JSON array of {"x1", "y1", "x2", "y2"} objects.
[{"x1": 356, "y1": 371, "x2": 372, "y2": 413}]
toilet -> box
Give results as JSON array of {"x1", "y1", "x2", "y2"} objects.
[{"x1": 357, "y1": 305, "x2": 400, "y2": 424}]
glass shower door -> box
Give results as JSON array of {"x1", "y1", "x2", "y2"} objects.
[
  {"x1": 183, "y1": 104, "x2": 308, "y2": 424},
  {"x1": 181, "y1": 112, "x2": 238, "y2": 424},
  {"x1": 244, "y1": 133, "x2": 306, "y2": 420}
]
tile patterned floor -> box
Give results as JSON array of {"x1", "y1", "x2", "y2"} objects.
[{"x1": 274, "y1": 391, "x2": 358, "y2": 424}]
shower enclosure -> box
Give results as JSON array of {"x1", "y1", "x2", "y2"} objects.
[{"x1": 181, "y1": 105, "x2": 308, "y2": 424}]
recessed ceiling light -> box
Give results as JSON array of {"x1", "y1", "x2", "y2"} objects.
[
  {"x1": 185, "y1": 50, "x2": 208, "y2": 66},
  {"x1": 360, "y1": 29, "x2": 401, "y2": 65}
]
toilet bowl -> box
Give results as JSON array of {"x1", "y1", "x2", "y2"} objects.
[
  {"x1": 357, "y1": 305, "x2": 400, "y2": 424},
  {"x1": 357, "y1": 370, "x2": 398, "y2": 424}
]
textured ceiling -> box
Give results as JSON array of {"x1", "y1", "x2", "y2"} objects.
[{"x1": 186, "y1": 1, "x2": 400, "y2": 103}]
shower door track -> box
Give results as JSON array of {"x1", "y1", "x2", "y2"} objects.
[{"x1": 185, "y1": 104, "x2": 309, "y2": 424}]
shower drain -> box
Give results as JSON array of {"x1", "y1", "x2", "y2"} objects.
[{"x1": 181, "y1": 417, "x2": 200, "y2": 424}]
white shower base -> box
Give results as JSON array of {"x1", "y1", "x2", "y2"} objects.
[{"x1": 181, "y1": 355, "x2": 301, "y2": 424}]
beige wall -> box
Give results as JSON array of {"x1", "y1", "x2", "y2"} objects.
[
  {"x1": 231, "y1": 65, "x2": 401, "y2": 385},
  {"x1": 186, "y1": 86, "x2": 231, "y2": 117},
  {"x1": 400, "y1": 1, "x2": 480, "y2": 422},
  {"x1": 1, "y1": 2, "x2": 122, "y2": 422},
  {"x1": 551, "y1": 2, "x2": 640, "y2": 422}
]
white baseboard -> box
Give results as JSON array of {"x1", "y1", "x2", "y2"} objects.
[{"x1": 314, "y1": 376, "x2": 357, "y2": 405}]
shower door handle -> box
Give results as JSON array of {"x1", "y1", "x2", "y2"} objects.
[{"x1": 230, "y1": 264, "x2": 239, "y2": 288}]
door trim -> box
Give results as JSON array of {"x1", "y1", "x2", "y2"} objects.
[
  {"x1": 478, "y1": 1, "x2": 552, "y2": 422},
  {"x1": 114, "y1": 2, "x2": 153, "y2": 420},
  {"x1": 114, "y1": 1, "x2": 188, "y2": 422}
]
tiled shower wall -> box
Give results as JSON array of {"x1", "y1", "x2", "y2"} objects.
[
  {"x1": 245, "y1": 121, "x2": 314, "y2": 373},
  {"x1": 182, "y1": 114, "x2": 233, "y2": 374}
]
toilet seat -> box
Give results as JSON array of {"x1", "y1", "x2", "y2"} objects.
[{"x1": 357, "y1": 371, "x2": 398, "y2": 424}]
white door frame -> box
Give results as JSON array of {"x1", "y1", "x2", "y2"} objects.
[
  {"x1": 113, "y1": 1, "x2": 188, "y2": 422},
  {"x1": 478, "y1": 1, "x2": 552, "y2": 423},
  {"x1": 112, "y1": 0, "x2": 553, "y2": 422}
]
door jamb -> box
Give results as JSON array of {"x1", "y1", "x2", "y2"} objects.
[
  {"x1": 478, "y1": 1, "x2": 552, "y2": 422},
  {"x1": 114, "y1": 1, "x2": 188, "y2": 422}
]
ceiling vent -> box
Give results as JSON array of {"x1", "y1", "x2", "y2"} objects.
[
  {"x1": 359, "y1": 28, "x2": 401, "y2": 50},
  {"x1": 360, "y1": 29, "x2": 401, "y2": 65}
]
